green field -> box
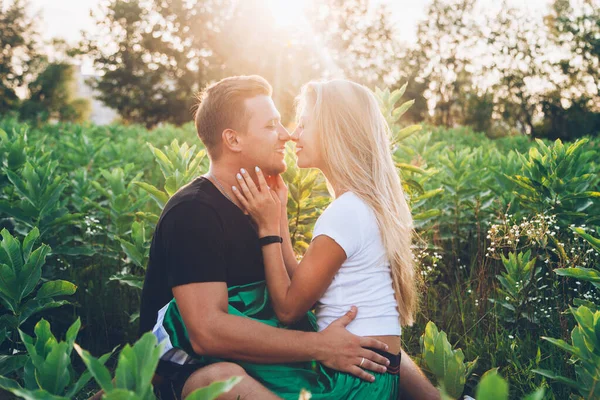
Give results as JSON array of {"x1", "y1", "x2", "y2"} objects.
[{"x1": 0, "y1": 89, "x2": 599, "y2": 399}]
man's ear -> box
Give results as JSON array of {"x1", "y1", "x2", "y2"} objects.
[{"x1": 222, "y1": 128, "x2": 242, "y2": 153}]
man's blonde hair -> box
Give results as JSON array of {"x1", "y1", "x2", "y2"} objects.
[{"x1": 194, "y1": 75, "x2": 272, "y2": 159}]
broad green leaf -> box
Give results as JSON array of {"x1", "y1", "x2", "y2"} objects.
[
  {"x1": 36, "y1": 280, "x2": 77, "y2": 299},
  {"x1": 572, "y1": 227, "x2": 600, "y2": 252},
  {"x1": 186, "y1": 376, "x2": 243, "y2": 400},
  {"x1": 133, "y1": 181, "x2": 168, "y2": 208},
  {"x1": 19, "y1": 244, "x2": 51, "y2": 301},
  {"x1": 36, "y1": 342, "x2": 71, "y2": 395},
  {"x1": 22, "y1": 227, "x2": 40, "y2": 262},
  {"x1": 108, "y1": 274, "x2": 144, "y2": 290},
  {"x1": 532, "y1": 368, "x2": 579, "y2": 388},
  {"x1": 18, "y1": 299, "x2": 71, "y2": 325},
  {"x1": 475, "y1": 369, "x2": 508, "y2": 400},
  {"x1": 0, "y1": 354, "x2": 28, "y2": 376},
  {"x1": 74, "y1": 343, "x2": 114, "y2": 392}
]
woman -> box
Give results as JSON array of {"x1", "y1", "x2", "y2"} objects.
[{"x1": 231, "y1": 79, "x2": 419, "y2": 399}]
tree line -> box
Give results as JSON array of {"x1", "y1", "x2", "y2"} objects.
[{"x1": 1, "y1": 0, "x2": 599, "y2": 140}]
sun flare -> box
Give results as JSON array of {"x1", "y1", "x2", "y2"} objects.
[{"x1": 264, "y1": 0, "x2": 310, "y2": 27}]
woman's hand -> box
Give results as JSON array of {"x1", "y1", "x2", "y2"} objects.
[
  {"x1": 266, "y1": 174, "x2": 288, "y2": 210},
  {"x1": 233, "y1": 167, "x2": 281, "y2": 237}
]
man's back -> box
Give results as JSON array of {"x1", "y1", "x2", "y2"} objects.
[{"x1": 138, "y1": 176, "x2": 265, "y2": 335}]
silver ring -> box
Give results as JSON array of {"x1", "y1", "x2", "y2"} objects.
[{"x1": 359, "y1": 357, "x2": 365, "y2": 367}]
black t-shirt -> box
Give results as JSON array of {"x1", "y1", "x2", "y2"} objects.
[{"x1": 138, "y1": 176, "x2": 265, "y2": 335}]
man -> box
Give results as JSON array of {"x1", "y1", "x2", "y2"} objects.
[{"x1": 139, "y1": 75, "x2": 440, "y2": 399}]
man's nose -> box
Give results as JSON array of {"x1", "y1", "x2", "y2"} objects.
[{"x1": 278, "y1": 125, "x2": 293, "y2": 142}]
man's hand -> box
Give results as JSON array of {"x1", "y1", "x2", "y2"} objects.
[{"x1": 316, "y1": 306, "x2": 390, "y2": 382}]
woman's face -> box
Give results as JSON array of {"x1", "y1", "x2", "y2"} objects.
[{"x1": 291, "y1": 105, "x2": 322, "y2": 169}]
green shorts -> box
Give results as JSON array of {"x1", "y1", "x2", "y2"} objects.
[{"x1": 152, "y1": 281, "x2": 400, "y2": 399}]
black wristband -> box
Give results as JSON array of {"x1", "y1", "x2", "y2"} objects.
[{"x1": 259, "y1": 235, "x2": 283, "y2": 247}]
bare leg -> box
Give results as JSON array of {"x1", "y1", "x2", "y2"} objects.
[
  {"x1": 399, "y1": 349, "x2": 441, "y2": 400},
  {"x1": 181, "y1": 362, "x2": 281, "y2": 400}
]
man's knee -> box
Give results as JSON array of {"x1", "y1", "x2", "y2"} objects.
[
  {"x1": 203, "y1": 362, "x2": 247, "y2": 382},
  {"x1": 181, "y1": 362, "x2": 247, "y2": 398}
]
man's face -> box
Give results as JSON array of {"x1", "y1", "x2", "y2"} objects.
[{"x1": 239, "y1": 95, "x2": 291, "y2": 176}]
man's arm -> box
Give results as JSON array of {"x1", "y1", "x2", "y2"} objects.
[{"x1": 174, "y1": 282, "x2": 390, "y2": 382}]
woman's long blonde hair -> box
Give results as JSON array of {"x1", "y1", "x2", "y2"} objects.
[{"x1": 297, "y1": 79, "x2": 418, "y2": 326}]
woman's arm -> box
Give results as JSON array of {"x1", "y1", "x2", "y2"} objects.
[
  {"x1": 280, "y1": 205, "x2": 300, "y2": 277},
  {"x1": 269, "y1": 174, "x2": 300, "y2": 278},
  {"x1": 234, "y1": 167, "x2": 346, "y2": 325},
  {"x1": 260, "y1": 235, "x2": 346, "y2": 325}
]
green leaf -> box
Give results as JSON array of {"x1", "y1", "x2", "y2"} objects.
[
  {"x1": 74, "y1": 343, "x2": 114, "y2": 392},
  {"x1": 132, "y1": 332, "x2": 163, "y2": 395},
  {"x1": 532, "y1": 368, "x2": 579, "y2": 388},
  {"x1": 522, "y1": 387, "x2": 545, "y2": 400},
  {"x1": 572, "y1": 227, "x2": 600, "y2": 252},
  {"x1": 554, "y1": 268, "x2": 600, "y2": 283},
  {"x1": 108, "y1": 274, "x2": 144, "y2": 290},
  {"x1": 18, "y1": 244, "x2": 51, "y2": 301},
  {"x1": 65, "y1": 351, "x2": 114, "y2": 398},
  {"x1": 0, "y1": 354, "x2": 29, "y2": 376},
  {"x1": 65, "y1": 318, "x2": 81, "y2": 351},
  {"x1": 475, "y1": 369, "x2": 508, "y2": 400},
  {"x1": 185, "y1": 376, "x2": 244, "y2": 400},
  {"x1": 133, "y1": 181, "x2": 168, "y2": 208},
  {"x1": 18, "y1": 299, "x2": 71, "y2": 325},
  {"x1": 36, "y1": 342, "x2": 72, "y2": 395},
  {"x1": 22, "y1": 227, "x2": 40, "y2": 262},
  {"x1": 394, "y1": 124, "x2": 422, "y2": 143},
  {"x1": 36, "y1": 280, "x2": 77, "y2": 299}
]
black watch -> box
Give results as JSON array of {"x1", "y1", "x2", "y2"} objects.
[{"x1": 259, "y1": 235, "x2": 283, "y2": 247}]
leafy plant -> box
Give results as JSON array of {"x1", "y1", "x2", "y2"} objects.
[
  {"x1": 0, "y1": 318, "x2": 110, "y2": 399},
  {"x1": 75, "y1": 332, "x2": 241, "y2": 400},
  {"x1": 0, "y1": 228, "x2": 76, "y2": 355},
  {"x1": 134, "y1": 139, "x2": 207, "y2": 215},
  {"x1": 473, "y1": 369, "x2": 545, "y2": 400},
  {"x1": 492, "y1": 250, "x2": 543, "y2": 324},
  {"x1": 554, "y1": 228, "x2": 600, "y2": 294},
  {"x1": 420, "y1": 321, "x2": 477, "y2": 399},
  {"x1": 0, "y1": 158, "x2": 81, "y2": 245},
  {"x1": 509, "y1": 138, "x2": 600, "y2": 227},
  {"x1": 533, "y1": 306, "x2": 600, "y2": 400}
]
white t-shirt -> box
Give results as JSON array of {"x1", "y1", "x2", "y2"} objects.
[{"x1": 312, "y1": 192, "x2": 401, "y2": 336}]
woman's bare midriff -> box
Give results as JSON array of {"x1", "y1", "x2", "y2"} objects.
[{"x1": 368, "y1": 335, "x2": 401, "y2": 355}]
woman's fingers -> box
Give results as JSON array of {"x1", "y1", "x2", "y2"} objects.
[
  {"x1": 236, "y1": 172, "x2": 253, "y2": 199},
  {"x1": 231, "y1": 186, "x2": 249, "y2": 210},
  {"x1": 254, "y1": 166, "x2": 270, "y2": 192},
  {"x1": 240, "y1": 168, "x2": 259, "y2": 197}
]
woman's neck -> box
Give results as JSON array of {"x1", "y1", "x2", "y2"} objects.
[{"x1": 321, "y1": 168, "x2": 347, "y2": 199}]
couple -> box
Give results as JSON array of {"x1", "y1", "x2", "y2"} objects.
[{"x1": 139, "y1": 75, "x2": 439, "y2": 399}]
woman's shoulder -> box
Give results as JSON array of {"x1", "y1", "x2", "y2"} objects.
[
  {"x1": 318, "y1": 192, "x2": 375, "y2": 227},
  {"x1": 330, "y1": 192, "x2": 373, "y2": 216}
]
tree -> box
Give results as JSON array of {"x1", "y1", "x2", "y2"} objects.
[
  {"x1": 405, "y1": 0, "x2": 482, "y2": 127},
  {"x1": 20, "y1": 62, "x2": 91, "y2": 124},
  {"x1": 546, "y1": 0, "x2": 600, "y2": 108},
  {"x1": 307, "y1": 0, "x2": 401, "y2": 87},
  {"x1": 84, "y1": 0, "x2": 186, "y2": 127},
  {"x1": 0, "y1": 0, "x2": 40, "y2": 114}
]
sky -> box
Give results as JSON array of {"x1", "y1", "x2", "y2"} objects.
[{"x1": 29, "y1": 0, "x2": 553, "y2": 47}]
